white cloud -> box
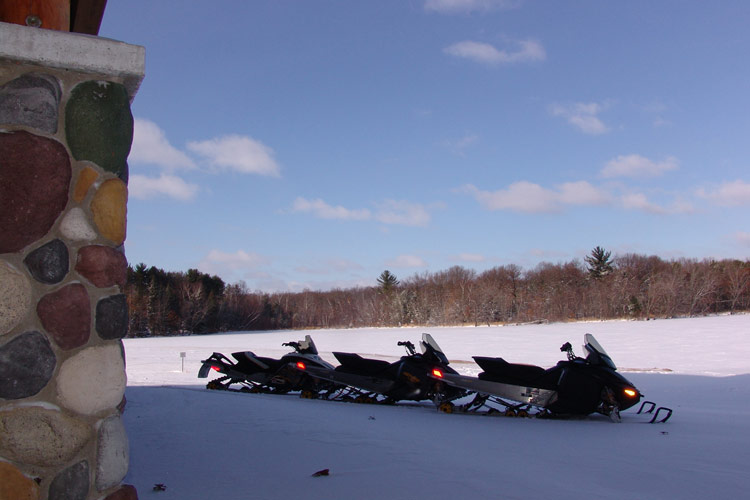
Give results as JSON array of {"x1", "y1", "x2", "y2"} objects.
[
  {"x1": 291, "y1": 197, "x2": 432, "y2": 226},
  {"x1": 446, "y1": 133, "x2": 479, "y2": 154},
  {"x1": 187, "y1": 135, "x2": 281, "y2": 177},
  {"x1": 425, "y1": 0, "x2": 519, "y2": 14},
  {"x1": 620, "y1": 193, "x2": 693, "y2": 215},
  {"x1": 461, "y1": 181, "x2": 610, "y2": 213},
  {"x1": 457, "y1": 253, "x2": 486, "y2": 262},
  {"x1": 461, "y1": 182, "x2": 558, "y2": 213},
  {"x1": 201, "y1": 249, "x2": 270, "y2": 269},
  {"x1": 197, "y1": 250, "x2": 271, "y2": 283},
  {"x1": 128, "y1": 174, "x2": 199, "y2": 201},
  {"x1": 386, "y1": 255, "x2": 428, "y2": 268},
  {"x1": 444, "y1": 39, "x2": 545, "y2": 65},
  {"x1": 698, "y1": 180, "x2": 750, "y2": 206},
  {"x1": 129, "y1": 118, "x2": 196, "y2": 169},
  {"x1": 291, "y1": 197, "x2": 371, "y2": 221},
  {"x1": 550, "y1": 101, "x2": 609, "y2": 135},
  {"x1": 601, "y1": 154, "x2": 679, "y2": 179},
  {"x1": 557, "y1": 181, "x2": 610, "y2": 206},
  {"x1": 621, "y1": 193, "x2": 666, "y2": 214},
  {"x1": 375, "y1": 200, "x2": 431, "y2": 227}
]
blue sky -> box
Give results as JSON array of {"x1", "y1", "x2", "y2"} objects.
[{"x1": 99, "y1": 0, "x2": 750, "y2": 292}]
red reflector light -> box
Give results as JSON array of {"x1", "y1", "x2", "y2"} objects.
[
  {"x1": 624, "y1": 388, "x2": 637, "y2": 398},
  {"x1": 296, "y1": 361, "x2": 306, "y2": 370},
  {"x1": 432, "y1": 368, "x2": 444, "y2": 378},
  {"x1": 211, "y1": 365, "x2": 221, "y2": 372}
]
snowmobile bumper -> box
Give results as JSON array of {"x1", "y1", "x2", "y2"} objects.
[{"x1": 198, "y1": 362, "x2": 213, "y2": 379}]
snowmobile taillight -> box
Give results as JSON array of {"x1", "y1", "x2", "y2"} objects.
[
  {"x1": 432, "y1": 368, "x2": 444, "y2": 378},
  {"x1": 211, "y1": 365, "x2": 221, "y2": 372},
  {"x1": 296, "y1": 361, "x2": 306, "y2": 370},
  {"x1": 624, "y1": 388, "x2": 637, "y2": 398}
]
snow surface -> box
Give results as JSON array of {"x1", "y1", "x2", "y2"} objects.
[{"x1": 122, "y1": 315, "x2": 750, "y2": 499}]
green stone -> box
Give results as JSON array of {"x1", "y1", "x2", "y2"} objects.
[{"x1": 65, "y1": 81, "x2": 133, "y2": 177}]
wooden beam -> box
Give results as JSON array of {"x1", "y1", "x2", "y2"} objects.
[
  {"x1": 0, "y1": 0, "x2": 70, "y2": 31},
  {"x1": 70, "y1": 0, "x2": 107, "y2": 35}
]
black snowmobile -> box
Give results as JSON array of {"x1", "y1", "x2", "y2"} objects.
[
  {"x1": 295, "y1": 333, "x2": 465, "y2": 407},
  {"x1": 198, "y1": 335, "x2": 335, "y2": 395},
  {"x1": 432, "y1": 333, "x2": 671, "y2": 422}
]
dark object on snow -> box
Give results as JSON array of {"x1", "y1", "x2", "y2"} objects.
[
  {"x1": 296, "y1": 333, "x2": 465, "y2": 407},
  {"x1": 433, "y1": 333, "x2": 672, "y2": 423},
  {"x1": 198, "y1": 335, "x2": 336, "y2": 395},
  {"x1": 153, "y1": 483, "x2": 167, "y2": 491},
  {"x1": 636, "y1": 400, "x2": 673, "y2": 423},
  {"x1": 311, "y1": 469, "x2": 330, "y2": 477}
]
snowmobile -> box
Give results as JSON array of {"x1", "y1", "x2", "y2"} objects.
[
  {"x1": 198, "y1": 335, "x2": 335, "y2": 395},
  {"x1": 295, "y1": 333, "x2": 465, "y2": 407},
  {"x1": 431, "y1": 333, "x2": 671, "y2": 422}
]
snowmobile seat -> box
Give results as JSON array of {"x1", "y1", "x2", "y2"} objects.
[
  {"x1": 333, "y1": 352, "x2": 391, "y2": 376},
  {"x1": 473, "y1": 356, "x2": 547, "y2": 386},
  {"x1": 231, "y1": 352, "x2": 282, "y2": 373}
]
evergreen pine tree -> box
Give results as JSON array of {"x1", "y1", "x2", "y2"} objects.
[
  {"x1": 377, "y1": 270, "x2": 399, "y2": 293},
  {"x1": 585, "y1": 246, "x2": 614, "y2": 279}
]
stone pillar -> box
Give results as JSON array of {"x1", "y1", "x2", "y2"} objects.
[{"x1": 0, "y1": 22, "x2": 143, "y2": 500}]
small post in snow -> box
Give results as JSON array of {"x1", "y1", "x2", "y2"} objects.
[{"x1": 180, "y1": 352, "x2": 186, "y2": 372}]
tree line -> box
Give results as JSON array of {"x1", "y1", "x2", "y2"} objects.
[{"x1": 124, "y1": 249, "x2": 750, "y2": 337}]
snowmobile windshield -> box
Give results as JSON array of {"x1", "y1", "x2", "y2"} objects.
[
  {"x1": 299, "y1": 335, "x2": 318, "y2": 354},
  {"x1": 583, "y1": 333, "x2": 617, "y2": 370},
  {"x1": 420, "y1": 333, "x2": 449, "y2": 365}
]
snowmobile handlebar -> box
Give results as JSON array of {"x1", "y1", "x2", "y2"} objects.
[
  {"x1": 282, "y1": 341, "x2": 302, "y2": 352},
  {"x1": 397, "y1": 341, "x2": 416, "y2": 355},
  {"x1": 560, "y1": 342, "x2": 576, "y2": 361}
]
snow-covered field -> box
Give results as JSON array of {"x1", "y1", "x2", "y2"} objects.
[{"x1": 122, "y1": 315, "x2": 750, "y2": 499}]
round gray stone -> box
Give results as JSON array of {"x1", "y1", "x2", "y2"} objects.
[
  {"x1": 0, "y1": 73, "x2": 61, "y2": 134},
  {"x1": 96, "y1": 415, "x2": 129, "y2": 491},
  {"x1": 23, "y1": 239, "x2": 69, "y2": 284},
  {"x1": 96, "y1": 294, "x2": 129, "y2": 340},
  {"x1": 49, "y1": 461, "x2": 89, "y2": 500},
  {"x1": 0, "y1": 331, "x2": 56, "y2": 399}
]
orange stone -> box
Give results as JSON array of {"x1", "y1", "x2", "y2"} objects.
[
  {"x1": 0, "y1": 462, "x2": 39, "y2": 500},
  {"x1": 90, "y1": 178, "x2": 127, "y2": 245},
  {"x1": 103, "y1": 484, "x2": 139, "y2": 500},
  {"x1": 73, "y1": 165, "x2": 99, "y2": 202}
]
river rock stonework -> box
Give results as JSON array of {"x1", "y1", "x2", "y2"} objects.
[
  {"x1": 23, "y1": 239, "x2": 70, "y2": 285},
  {"x1": 96, "y1": 294, "x2": 130, "y2": 341},
  {"x1": 0, "y1": 130, "x2": 71, "y2": 254},
  {"x1": 0, "y1": 72, "x2": 61, "y2": 134},
  {"x1": 48, "y1": 460, "x2": 90, "y2": 500},
  {"x1": 0, "y1": 260, "x2": 32, "y2": 335},
  {"x1": 0, "y1": 331, "x2": 56, "y2": 399},
  {"x1": 91, "y1": 179, "x2": 128, "y2": 246},
  {"x1": 0, "y1": 22, "x2": 143, "y2": 499},
  {"x1": 57, "y1": 344, "x2": 127, "y2": 416},
  {"x1": 0, "y1": 461, "x2": 39, "y2": 500},
  {"x1": 76, "y1": 245, "x2": 128, "y2": 288},
  {"x1": 0, "y1": 406, "x2": 91, "y2": 466},
  {"x1": 65, "y1": 81, "x2": 133, "y2": 179},
  {"x1": 37, "y1": 283, "x2": 92, "y2": 350}
]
